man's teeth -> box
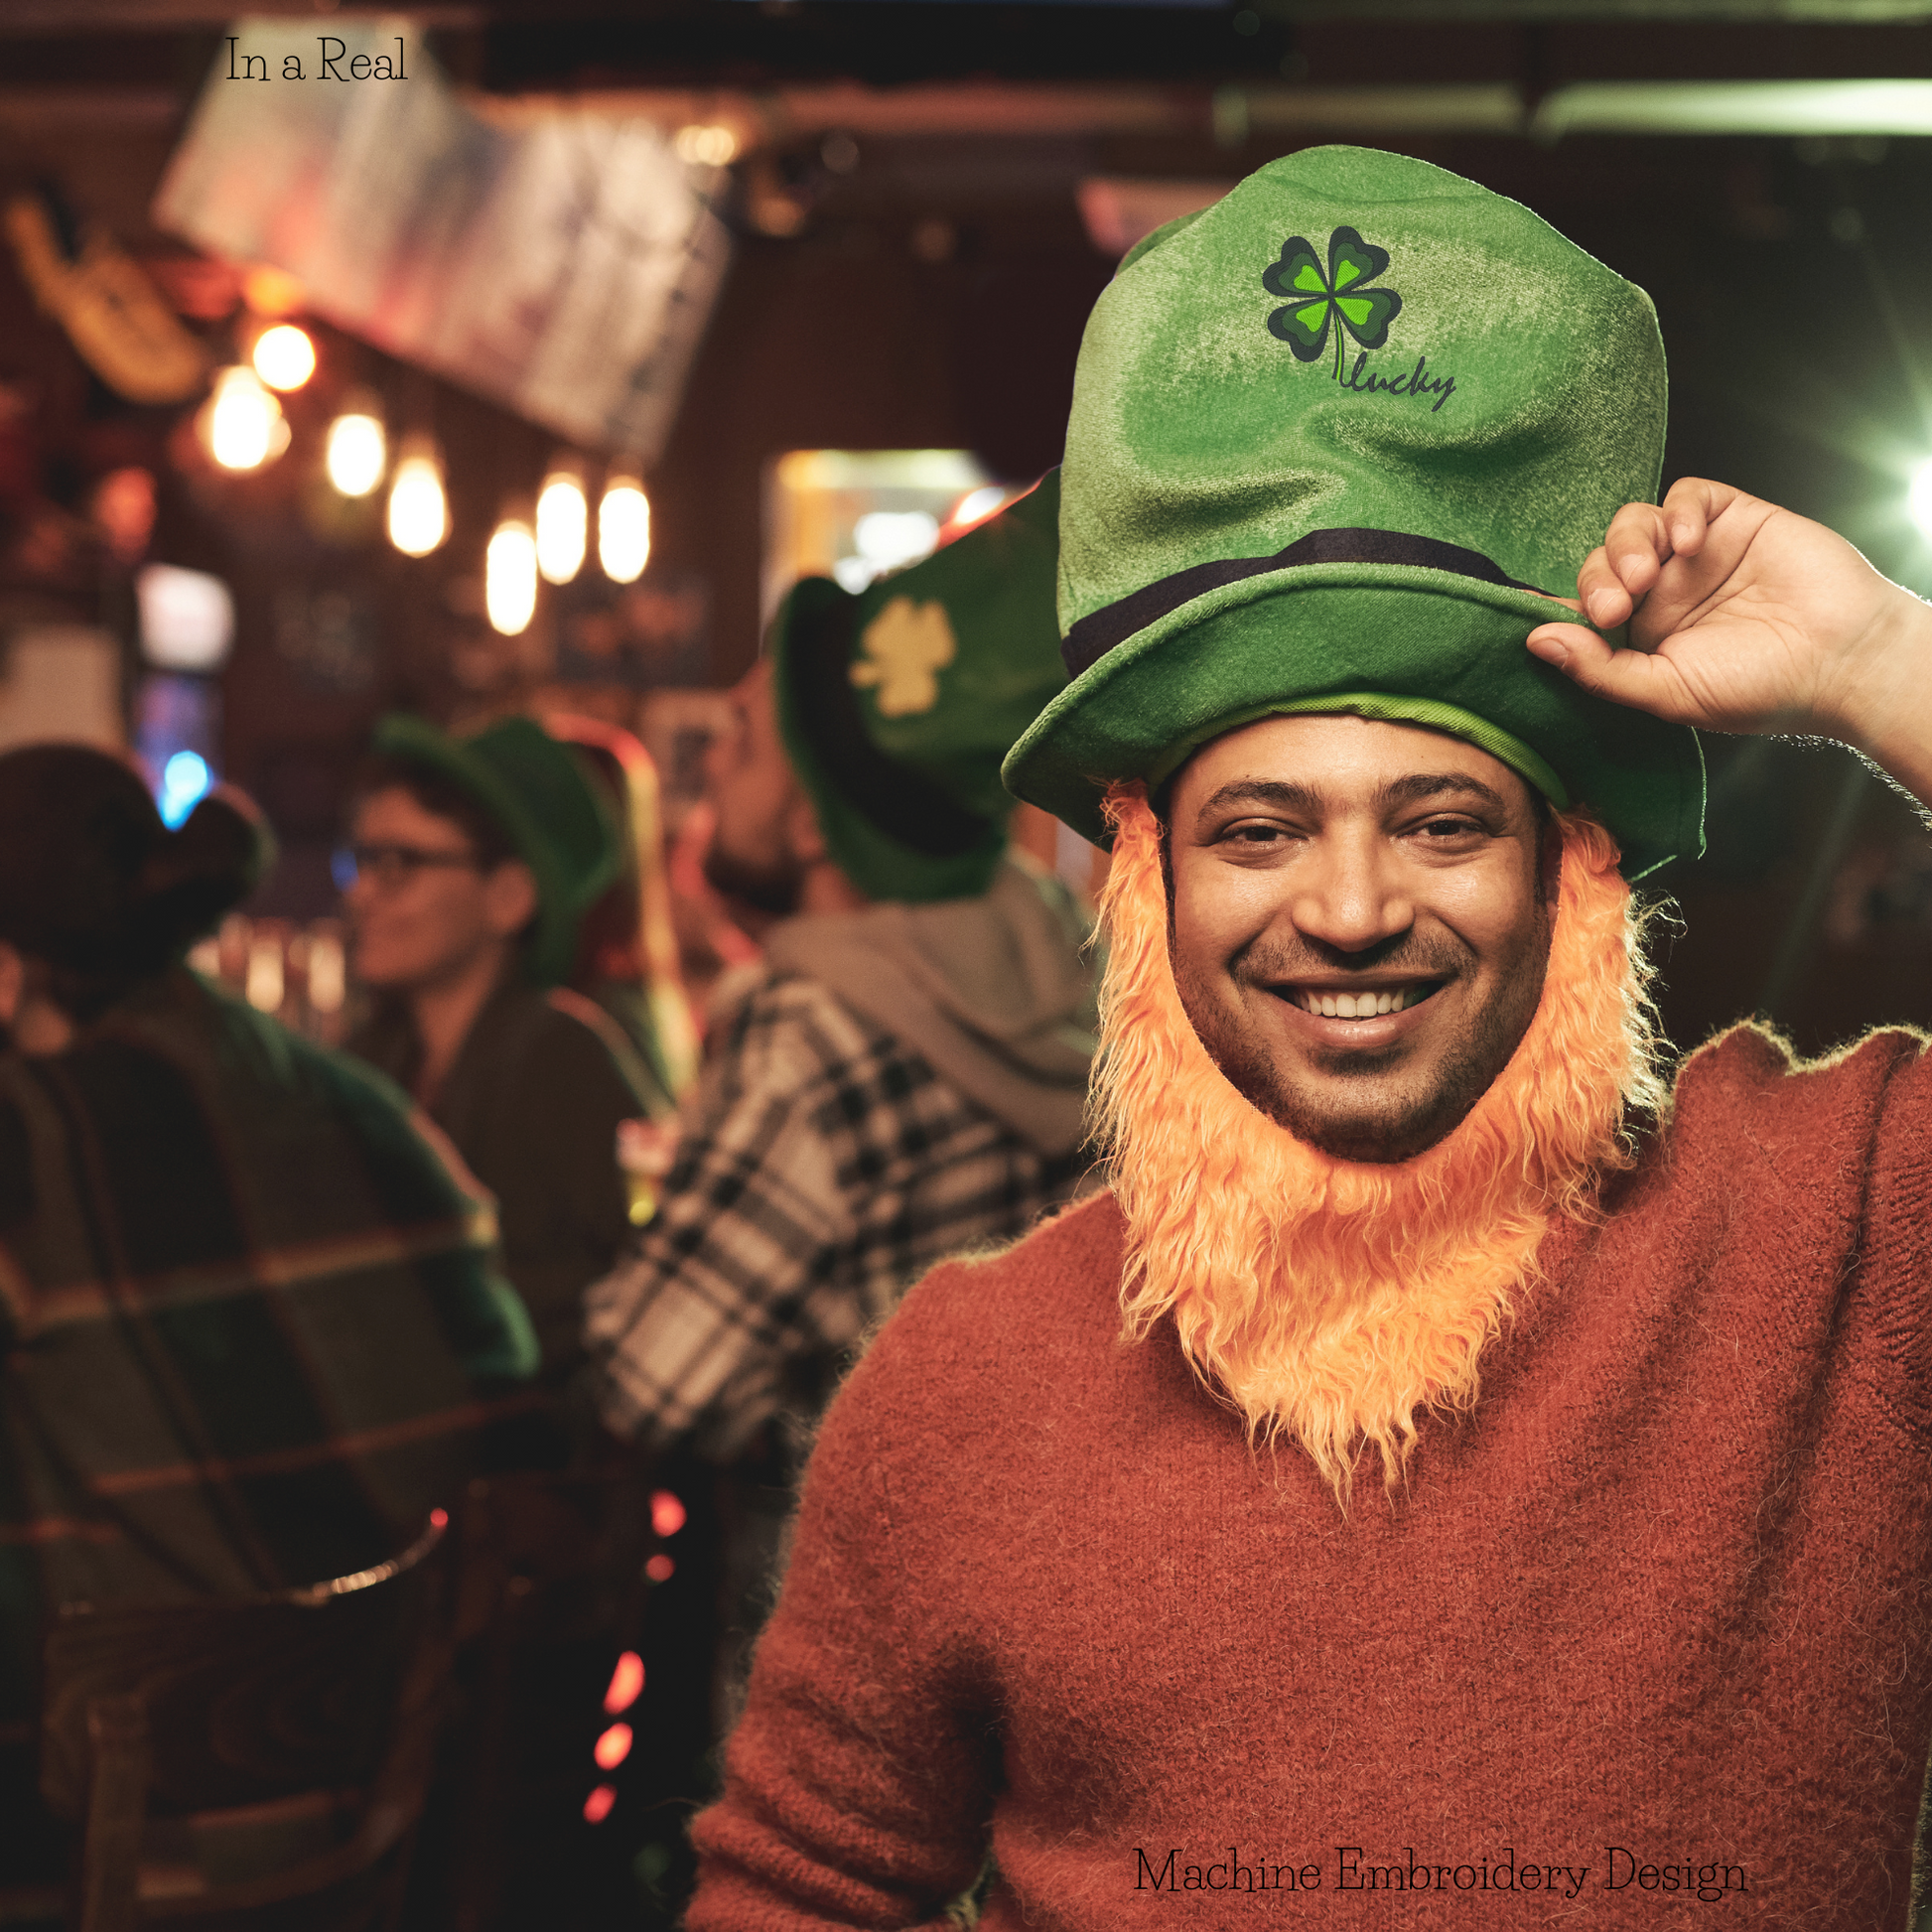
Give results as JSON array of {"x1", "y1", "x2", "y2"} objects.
[{"x1": 1297, "y1": 986, "x2": 1431, "y2": 1019}]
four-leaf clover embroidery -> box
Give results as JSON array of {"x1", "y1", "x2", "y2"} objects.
[{"x1": 1264, "y1": 227, "x2": 1403, "y2": 377}]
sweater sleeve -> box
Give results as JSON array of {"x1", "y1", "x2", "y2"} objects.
[{"x1": 685, "y1": 1274, "x2": 997, "y2": 1930}]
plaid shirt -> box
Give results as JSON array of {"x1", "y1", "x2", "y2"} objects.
[
  {"x1": 0, "y1": 970, "x2": 538, "y2": 1744},
  {"x1": 585, "y1": 968, "x2": 1092, "y2": 1460}
]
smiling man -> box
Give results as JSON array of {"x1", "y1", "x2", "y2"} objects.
[{"x1": 686, "y1": 148, "x2": 1932, "y2": 1928}]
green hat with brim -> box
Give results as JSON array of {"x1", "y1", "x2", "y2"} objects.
[
  {"x1": 1002, "y1": 146, "x2": 1705, "y2": 881},
  {"x1": 371, "y1": 713, "x2": 621, "y2": 986},
  {"x1": 771, "y1": 471, "x2": 1067, "y2": 904}
]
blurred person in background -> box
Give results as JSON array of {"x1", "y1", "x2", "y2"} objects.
[
  {"x1": 0, "y1": 744, "x2": 537, "y2": 1887},
  {"x1": 586, "y1": 474, "x2": 1097, "y2": 1467},
  {"x1": 344, "y1": 715, "x2": 658, "y2": 1395},
  {"x1": 585, "y1": 474, "x2": 1097, "y2": 1500}
]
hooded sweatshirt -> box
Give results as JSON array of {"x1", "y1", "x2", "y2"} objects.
[{"x1": 760, "y1": 857, "x2": 1098, "y2": 1160}]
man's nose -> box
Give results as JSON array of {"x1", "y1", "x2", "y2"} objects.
[{"x1": 1287, "y1": 832, "x2": 1414, "y2": 955}]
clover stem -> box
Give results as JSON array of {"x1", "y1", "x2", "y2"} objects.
[{"x1": 1332, "y1": 325, "x2": 1341, "y2": 383}]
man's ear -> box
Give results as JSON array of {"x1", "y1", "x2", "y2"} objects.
[
  {"x1": 1538, "y1": 806, "x2": 1565, "y2": 908},
  {"x1": 0, "y1": 943, "x2": 22, "y2": 1027},
  {"x1": 482, "y1": 859, "x2": 541, "y2": 939}
]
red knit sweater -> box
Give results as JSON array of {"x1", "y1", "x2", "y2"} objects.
[{"x1": 689, "y1": 1025, "x2": 1932, "y2": 1929}]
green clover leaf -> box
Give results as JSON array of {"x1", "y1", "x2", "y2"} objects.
[{"x1": 1264, "y1": 226, "x2": 1403, "y2": 376}]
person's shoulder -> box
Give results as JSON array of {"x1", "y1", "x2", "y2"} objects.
[
  {"x1": 1665, "y1": 1017, "x2": 1932, "y2": 1158},
  {"x1": 805, "y1": 1187, "x2": 1123, "y2": 1475},
  {"x1": 452, "y1": 981, "x2": 644, "y2": 1114},
  {"x1": 126, "y1": 970, "x2": 407, "y2": 1121},
  {"x1": 861, "y1": 1188, "x2": 1124, "y2": 1374},
  {"x1": 709, "y1": 964, "x2": 901, "y2": 1090},
  {"x1": 539, "y1": 986, "x2": 656, "y2": 1107}
]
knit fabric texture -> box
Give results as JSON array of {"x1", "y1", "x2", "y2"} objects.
[
  {"x1": 1002, "y1": 146, "x2": 1705, "y2": 879},
  {"x1": 689, "y1": 1023, "x2": 1932, "y2": 1929}
]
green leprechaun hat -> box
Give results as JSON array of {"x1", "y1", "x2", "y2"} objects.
[
  {"x1": 1003, "y1": 146, "x2": 1705, "y2": 880},
  {"x1": 370, "y1": 713, "x2": 621, "y2": 986},
  {"x1": 770, "y1": 471, "x2": 1066, "y2": 903}
]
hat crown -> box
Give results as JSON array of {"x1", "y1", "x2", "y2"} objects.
[
  {"x1": 772, "y1": 473, "x2": 1066, "y2": 903},
  {"x1": 459, "y1": 717, "x2": 615, "y2": 895},
  {"x1": 1060, "y1": 146, "x2": 1666, "y2": 635}
]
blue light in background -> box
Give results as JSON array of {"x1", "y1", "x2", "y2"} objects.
[{"x1": 159, "y1": 751, "x2": 211, "y2": 828}]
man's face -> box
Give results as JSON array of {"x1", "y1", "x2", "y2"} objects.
[
  {"x1": 1166, "y1": 714, "x2": 1557, "y2": 1165},
  {"x1": 345, "y1": 786, "x2": 517, "y2": 994},
  {"x1": 702, "y1": 660, "x2": 807, "y2": 916}
]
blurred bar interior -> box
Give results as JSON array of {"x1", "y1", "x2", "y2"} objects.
[{"x1": 11, "y1": 0, "x2": 1932, "y2": 1050}]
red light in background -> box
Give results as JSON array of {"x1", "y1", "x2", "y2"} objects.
[
  {"x1": 604, "y1": 1650, "x2": 645, "y2": 1716},
  {"x1": 594, "y1": 1723, "x2": 633, "y2": 1771},
  {"x1": 583, "y1": 1783, "x2": 617, "y2": 1825},
  {"x1": 645, "y1": 1554, "x2": 675, "y2": 1584},
  {"x1": 649, "y1": 1489, "x2": 686, "y2": 1538},
  {"x1": 429, "y1": 1508, "x2": 448, "y2": 1528}
]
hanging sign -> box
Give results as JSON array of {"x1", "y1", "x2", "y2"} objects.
[{"x1": 152, "y1": 17, "x2": 733, "y2": 463}]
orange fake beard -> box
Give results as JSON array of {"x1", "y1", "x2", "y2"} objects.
[{"x1": 1094, "y1": 785, "x2": 1665, "y2": 1507}]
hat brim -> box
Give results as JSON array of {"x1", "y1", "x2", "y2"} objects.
[{"x1": 1003, "y1": 562, "x2": 1704, "y2": 881}]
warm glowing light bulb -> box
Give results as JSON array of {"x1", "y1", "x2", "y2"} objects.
[
  {"x1": 604, "y1": 1651, "x2": 645, "y2": 1716},
  {"x1": 486, "y1": 519, "x2": 538, "y2": 634},
  {"x1": 252, "y1": 323, "x2": 316, "y2": 391},
  {"x1": 387, "y1": 444, "x2": 448, "y2": 557},
  {"x1": 593, "y1": 1723, "x2": 633, "y2": 1771},
  {"x1": 1909, "y1": 462, "x2": 1932, "y2": 542},
  {"x1": 326, "y1": 411, "x2": 386, "y2": 497},
  {"x1": 599, "y1": 474, "x2": 650, "y2": 583},
  {"x1": 674, "y1": 123, "x2": 740, "y2": 166},
  {"x1": 202, "y1": 366, "x2": 288, "y2": 472},
  {"x1": 536, "y1": 469, "x2": 588, "y2": 585}
]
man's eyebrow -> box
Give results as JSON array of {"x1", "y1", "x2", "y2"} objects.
[
  {"x1": 1192, "y1": 778, "x2": 1325, "y2": 819},
  {"x1": 1190, "y1": 772, "x2": 1514, "y2": 820},
  {"x1": 1377, "y1": 771, "x2": 1511, "y2": 813}
]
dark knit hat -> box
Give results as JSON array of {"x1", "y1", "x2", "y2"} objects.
[
  {"x1": 770, "y1": 472, "x2": 1066, "y2": 903},
  {"x1": 1002, "y1": 146, "x2": 1706, "y2": 880},
  {"x1": 369, "y1": 715, "x2": 621, "y2": 986}
]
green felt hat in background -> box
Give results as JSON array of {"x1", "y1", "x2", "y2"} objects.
[
  {"x1": 1002, "y1": 145, "x2": 1705, "y2": 880},
  {"x1": 371, "y1": 713, "x2": 621, "y2": 985},
  {"x1": 771, "y1": 471, "x2": 1067, "y2": 903}
]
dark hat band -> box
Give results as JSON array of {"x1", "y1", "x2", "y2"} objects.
[
  {"x1": 785, "y1": 592, "x2": 994, "y2": 862},
  {"x1": 1061, "y1": 527, "x2": 1554, "y2": 678}
]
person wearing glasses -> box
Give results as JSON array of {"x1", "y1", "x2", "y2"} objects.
[{"x1": 343, "y1": 715, "x2": 658, "y2": 1389}]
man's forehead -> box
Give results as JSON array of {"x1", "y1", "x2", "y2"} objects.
[
  {"x1": 352, "y1": 783, "x2": 470, "y2": 839},
  {"x1": 1173, "y1": 713, "x2": 1536, "y2": 816}
]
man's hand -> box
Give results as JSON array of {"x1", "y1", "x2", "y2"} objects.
[{"x1": 1524, "y1": 478, "x2": 1932, "y2": 804}]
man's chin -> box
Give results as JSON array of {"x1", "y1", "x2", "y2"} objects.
[
  {"x1": 1248, "y1": 1086, "x2": 1466, "y2": 1166},
  {"x1": 1200, "y1": 1024, "x2": 1473, "y2": 1165},
  {"x1": 702, "y1": 845, "x2": 802, "y2": 919}
]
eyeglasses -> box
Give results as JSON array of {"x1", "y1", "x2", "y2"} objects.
[{"x1": 334, "y1": 842, "x2": 483, "y2": 892}]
